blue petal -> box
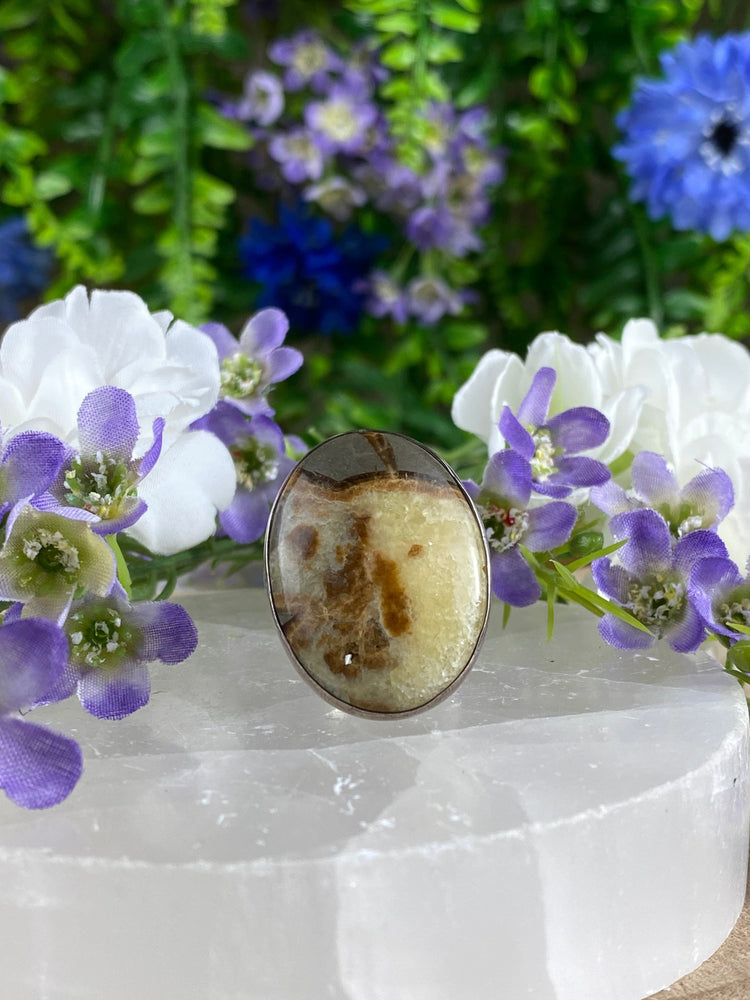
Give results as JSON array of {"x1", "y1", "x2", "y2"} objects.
[
  {"x1": 77, "y1": 386, "x2": 140, "y2": 461},
  {"x1": 498, "y1": 407, "x2": 535, "y2": 459},
  {"x1": 481, "y1": 450, "x2": 532, "y2": 509},
  {"x1": 599, "y1": 614, "x2": 655, "y2": 650}
]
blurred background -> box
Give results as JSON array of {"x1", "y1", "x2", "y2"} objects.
[{"x1": 1, "y1": 0, "x2": 748, "y2": 454}]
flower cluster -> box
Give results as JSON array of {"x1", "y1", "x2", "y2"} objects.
[
  {"x1": 454, "y1": 326, "x2": 750, "y2": 670},
  {"x1": 193, "y1": 307, "x2": 304, "y2": 543},
  {"x1": 0, "y1": 286, "x2": 303, "y2": 809},
  {"x1": 614, "y1": 32, "x2": 750, "y2": 241},
  {"x1": 225, "y1": 30, "x2": 503, "y2": 331}
]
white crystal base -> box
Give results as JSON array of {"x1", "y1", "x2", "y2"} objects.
[{"x1": 0, "y1": 588, "x2": 747, "y2": 1000}]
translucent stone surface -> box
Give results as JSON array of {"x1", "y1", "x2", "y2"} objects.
[
  {"x1": 267, "y1": 430, "x2": 489, "y2": 714},
  {"x1": 0, "y1": 587, "x2": 747, "y2": 1000}
]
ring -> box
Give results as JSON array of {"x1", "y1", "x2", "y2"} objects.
[{"x1": 265, "y1": 430, "x2": 491, "y2": 716}]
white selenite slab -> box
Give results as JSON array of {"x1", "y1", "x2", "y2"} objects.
[{"x1": 0, "y1": 587, "x2": 747, "y2": 1000}]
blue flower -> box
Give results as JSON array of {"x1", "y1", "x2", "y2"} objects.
[
  {"x1": 0, "y1": 217, "x2": 53, "y2": 323},
  {"x1": 238, "y1": 203, "x2": 386, "y2": 335},
  {"x1": 614, "y1": 33, "x2": 750, "y2": 240}
]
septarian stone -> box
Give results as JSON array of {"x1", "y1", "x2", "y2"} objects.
[{"x1": 265, "y1": 430, "x2": 490, "y2": 714}]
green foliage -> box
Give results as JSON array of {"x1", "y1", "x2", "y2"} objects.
[
  {"x1": 0, "y1": 0, "x2": 249, "y2": 321},
  {"x1": 345, "y1": 0, "x2": 480, "y2": 171}
]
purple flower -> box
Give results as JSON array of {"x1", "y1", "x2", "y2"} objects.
[
  {"x1": 406, "y1": 275, "x2": 464, "y2": 326},
  {"x1": 465, "y1": 450, "x2": 577, "y2": 607},
  {"x1": 305, "y1": 87, "x2": 378, "y2": 155},
  {"x1": 45, "y1": 594, "x2": 198, "y2": 720},
  {"x1": 689, "y1": 556, "x2": 750, "y2": 643},
  {"x1": 405, "y1": 204, "x2": 454, "y2": 252},
  {"x1": 268, "y1": 30, "x2": 341, "y2": 93},
  {"x1": 201, "y1": 308, "x2": 302, "y2": 416},
  {"x1": 196, "y1": 403, "x2": 295, "y2": 544},
  {"x1": 499, "y1": 367, "x2": 611, "y2": 498},
  {"x1": 268, "y1": 128, "x2": 325, "y2": 184},
  {"x1": 592, "y1": 508, "x2": 727, "y2": 652},
  {"x1": 0, "y1": 428, "x2": 67, "y2": 526},
  {"x1": 36, "y1": 386, "x2": 164, "y2": 535},
  {"x1": 363, "y1": 271, "x2": 409, "y2": 324},
  {"x1": 0, "y1": 618, "x2": 82, "y2": 808},
  {"x1": 591, "y1": 451, "x2": 734, "y2": 538},
  {"x1": 0, "y1": 508, "x2": 116, "y2": 622},
  {"x1": 236, "y1": 70, "x2": 285, "y2": 127}
]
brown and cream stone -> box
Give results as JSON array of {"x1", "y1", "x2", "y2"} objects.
[{"x1": 266, "y1": 431, "x2": 489, "y2": 715}]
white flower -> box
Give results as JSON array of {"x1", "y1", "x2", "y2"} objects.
[
  {"x1": 454, "y1": 318, "x2": 750, "y2": 564},
  {"x1": 0, "y1": 286, "x2": 236, "y2": 555},
  {"x1": 451, "y1": 331, "x2": 648, "y2": 464},
  {"x1": 591, "y1": 319, "x2": 750, "y2": 563}
]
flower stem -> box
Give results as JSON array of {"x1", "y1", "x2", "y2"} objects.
[{"x1": 630, "y1": 202, "x2": 663, "y2": 329}]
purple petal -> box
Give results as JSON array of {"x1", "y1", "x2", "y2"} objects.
[
  {"x1": 0, "y1": 618, "x2": 69, "y2": 710},
  {"x1": 266, "y1": 345, "x2": 304, "y2": 384},
  {"x1": 490, "y1": 547, "x2": 541, "y2": 607},
  {"x1": 673, "y1": 529, "x2": 728, "y2": 575},
  {"x1": 682, "y1": 467, "x2": 734, "y2": 526},
  {"x1": 137, "y1": 418, "x2": 165, "y2": 478},
  {"x1": 689, "y1": 556, "x2": 743, "y2": 637},
  {"x1": 1, "y1": 431, "x2": 67, "y2": 505},
  {"x1": 591, "y1": 557, "x2": 631, "y2": 604},
  {"x1": 498, "y1": 407, "x2": 535, "y2": 460},
  {"x1": 132, "y1": 601, "x2": 199, "y2": 664},
  {"x1": 192, "y1": 401, "x2": 251, "y2": 447},
  {"x1": 78, "y1": 660, "x2": 151, "y2": 719},
  {"x1": 481, "y1": 450, "x2": 532, "y2": 509},
  {"x1": 590, "y1": 479, "x2": 631, "y2": 516},
  {"x1": 631, "y1": 452, "x2": 679, "y2": 507},
  {"x1": 599, "y1": 613, "x2": 655, "y2": 650},
  {"x1": 524, "y1": 500, "x2": 577, "y2": 552},
  {"x1": 89, "y1": 498, "x2": 147, "y2": 536},
  {"x1": 200, "y1": 322, "x2": 237, "y2": 363},
  {"x1": 462, "y1": 479, "x2": 480, "y2": 502},
  {"x1": 220, "y1": 486, "x2": 274, "y2": 543},
  {"x1": 532, "y1": 479, "x2": 573, "y2": 498},
  {"x1": 609, "y1": 509, "x2": 672, "y2": 575},
  {"x1": 77, "y1": 386, "x2": 139, "y2": 461},
  {"x1": 516, "y1": 367, "x2": 555, "y2": 428},
  {"x1": 31, "y1": 492, "x2": 98, "y2": 521},
  {"x1": 545, "y1": 407, "x2": 610, "y2": 453},
  {"x1": 0, "y1": 717, "x2": 82, "y2": 808},
  {"x1": 240, "y1": 308, "x2": 290, "y2": 357},
  {"x1": 666, "y1": 602, "x2": 707, "y2": 654},
  {"x1": 551, "y1": 456, "x2": 611, "y2": 488}
]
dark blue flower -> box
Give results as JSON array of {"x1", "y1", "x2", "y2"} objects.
[
  {"x1": 0, "y1": 217, "x2": 53, "y2": 324},
  {"x1": 239, "y1": 203, "x2": 386, "y2": 335},
  {"x1": 614, "y1": 33, "x2": 750, "y2": 240}
]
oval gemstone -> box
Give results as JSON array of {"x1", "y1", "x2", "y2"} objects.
[{"x1": 265, "y1": 430, "x2": 490, "y2": 716}]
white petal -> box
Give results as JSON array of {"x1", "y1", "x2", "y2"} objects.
[
  {"x1": 451, "y1": 349, "x2": 515, "y2": 440},
  {"x1": 126, "y1": 430, "x2": 236, "y2": 555}
]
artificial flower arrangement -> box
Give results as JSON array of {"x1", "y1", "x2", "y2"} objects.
[
  {"x1": 225, "y1": 28, "x2": 503, "y2": 333},
  {"x1": 1, "y1": 284, "x2": 750, "y2": 811}
]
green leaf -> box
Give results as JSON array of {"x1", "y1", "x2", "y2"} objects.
[
  {"x1": 429, "y1": 2, "x2": 480, "y2": 32},
  {"x1": 375, "y1": 12, "x2": 418, "y2": 33},
  {"x1": 425, "y1": 34, "x2": 462, "y2": 63},
  {"x1": 381, "y1": 39, "x2": 416, "y2": 69},
  {"x1": 34, "y1": 170, "x2": 74, "y2": 200},
  {"x1": 197, "y1": 105, "x2": 253, "y2": 151},
  {"x1": 0, "y1": 0, "x2": 38, "y2": 30},
  {"x1": 132, "y1": 182, "x2": 172, "y2": 215}
]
